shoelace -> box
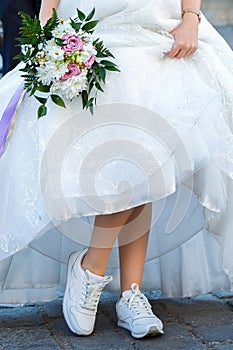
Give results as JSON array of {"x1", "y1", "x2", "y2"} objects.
[
  {"x1": 81, "y1": 276, "x2": 111, "y2": 312},
  {"x1": 125, "y1": 284, "x2": 153, "y2": 317}
]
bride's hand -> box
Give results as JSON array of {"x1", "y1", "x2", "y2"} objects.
[{"x1": 168, "y1": 13, "x2": 199, "y2": 59}]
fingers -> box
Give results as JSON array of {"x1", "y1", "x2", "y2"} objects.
[
  {"x1": 168, "y1": 44, "x2": 181, "y2": 58},
  {"x1": 168, "y1": 42, "x2": 198, "y2": 59}
]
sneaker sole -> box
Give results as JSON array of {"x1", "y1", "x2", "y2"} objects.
[
  {"x1": 118, "y1": 320, "x2": 164, "y2": 339},
  {"x1": 63, "y1": 251, "x2": 92, "y2": 336}
]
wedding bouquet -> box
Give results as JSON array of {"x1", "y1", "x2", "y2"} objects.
[{"x1": 16, "y1": 8, "x2": 119, "y2": 118}]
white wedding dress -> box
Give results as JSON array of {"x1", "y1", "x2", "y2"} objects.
[{"x1": 0, "y1": 0, "x2": 233, "y2": 303}]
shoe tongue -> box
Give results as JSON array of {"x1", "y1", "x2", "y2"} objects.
[
  {"x1": 85, "y1": 269, "x2": 105, "y2": 284},
  {"x1": 122, "y1": 289, "x2": 133, "y2": 298},
  {"x1": 122, "y1": 283, "x2": 140, "y2": 298}
]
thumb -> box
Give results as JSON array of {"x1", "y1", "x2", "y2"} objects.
[{"x1": 169, "y1": 29, "x2": 175, "y2": 36}]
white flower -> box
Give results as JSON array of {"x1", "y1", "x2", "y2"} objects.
[
  {"x1": 52, "y1": 21, "x2": 76, "y2": 38},
  {"x1": 84, "y1": 42, "x2": 97, "y2": 56},
  {"x1": 36, "y1": 61, "x2": 68, "y2": 85},
  {"x1": 51, "y1": 70, "x2": 88, "y2": 99},
  {"x1": 36, "y1": 51, "x2": 45, "y2": 59},
  {"x1": 21, "y1": 44, "x2": 33, "y2": 55},
  {"x1": 79, "y1": 50, "x2": 90, "y2": 62},
  {"x1": 81, "y1": 32, "x2": 93, "y2": 44},
  {"x1": 38, "y1": 43, "x2": 44, "y2": 51},
  {"x1": 45, "y1": 39, "x2": 64, "y2": 61}
]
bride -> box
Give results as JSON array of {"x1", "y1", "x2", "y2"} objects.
[{"x1": 0, "y1": 0, "x2": 233, "y2": 338}]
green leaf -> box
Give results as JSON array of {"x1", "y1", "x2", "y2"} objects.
[
  {"x1": 95, "y1": 82, "x2": 104, "y2": 93},
  {"x1": 14, "y1": 53, "x2": 23, "y2": 61},
  {"x1": 81, "y1": 90, "x2": 88, "y2": 108},
  {"x1": 35, "y1": 95, "x2": 48, "y2": 105},
  {"x1": 96, "y1": 52, "x2": 108, "y2": 58},
  {"x1": 43, "y1": 8, "x2": 60, "y2": 39},
  {"x1": 105, "y1": 66, "x2": 121, "y2": 72},
  {"x1": 86, "y1": 97, "x2": 94, "y2": 108},
  {"x1": 89, "y1": 104, "x2": 94, "y2": 115},
  {"x1": 51, "y1": 94, "x2": 66, "y2": 108},
  {"x1": 82, "y1": 20, "x2": 98, "y2": 32},
  {"x1": 17, "y1": 11, "x2": 42, "y2": 46},
  {"x1": 36, "y1": 85, "x2": 50, "y2": 93},
  {"x1": 37, "y1": 105, "x2": 47, "y2": 119},
  {"x1": 88, "y1": 79, "x2": 95, "y2": 93},
  {"x1": 70, "y1": 19, "x2": 82, "y2": 32},
  {"x1": 29, "y1": 84, "x2": 38, "y2": 96},
  {"x1": 77, "y1": 8, "x2": 86, "y2": 21},
  {"x1": 104, "y1": 50, "x2": 115, "y2": 58},
  {"x1": 83, "y1": 96, "x2": 95, "y2": 114},
  {"x1": 99, "y1": 67, "x2": 106, "y2": 83},
  {"x1": 86, "y1": 8, "x2": 96, "y2": 21},
  {"x1": 19, "y1": 66, "x2": 30, "y2": 72},
  {"x1": 25, "y1": 83, "x2": 33, "y2": 93},
  {"x1": 100, "y1": 60, "x2": 118, "y2": 67},
  {"x1": 55, "y1": 37, "x2": 65, "y2": 46},
  {"x1": 25, "y1": 50, "x2": 31, "y2": 60},
  {"x1": 92, "y1": 64, "x2": 100, "y2": 76}
]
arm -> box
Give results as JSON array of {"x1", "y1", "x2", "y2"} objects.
[
  {"x1": 168, "y1": 0, "x2": 201, "y2": 59},
  {"x1": 39, "y1": 0, "x2": 60, "y2": 26}
]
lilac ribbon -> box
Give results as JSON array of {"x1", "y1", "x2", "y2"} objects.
[{"x1": 0, "y1": 83, "x2": 25, "y2": 158}]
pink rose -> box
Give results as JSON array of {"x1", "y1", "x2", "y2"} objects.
[
  {"x1": 84, "y1": 55, "x2": 96, "y2": 68},
  {"x1": 60, "y1": 63, "x2": 81, "y2": 81},
  {"x1": 62, "y1": 34, "x2": 84, "y2": 54}
]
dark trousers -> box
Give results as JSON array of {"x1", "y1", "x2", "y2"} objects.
[{"x1": 0, "y1": 0, "x2": 41, "y2": 75}]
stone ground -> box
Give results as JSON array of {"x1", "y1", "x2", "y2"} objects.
[
  {"x1": 0, "y1": 291, "x2": 233, "y2": 350},
  {"x1": 0, "y1": 3, "x2": 233, "y2": 350}
]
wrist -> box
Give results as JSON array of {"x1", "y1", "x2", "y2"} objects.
[
  {"x1": 182, "y1": 10, "x2": 201, "y2": 23},
  {"x1": 182, "y1": 12, "x2": 200, "y2": 26}
]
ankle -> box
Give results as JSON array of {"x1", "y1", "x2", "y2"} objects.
[
  {"x1": 121, "y1": 282, "x2": 142, "y2": 293},
  {"x1": 81, "y1": 257, "x2": 105, "y2": 277}
]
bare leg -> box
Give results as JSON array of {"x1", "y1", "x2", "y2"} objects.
[
  {"x1": 82, "y1": 202, "x2": 152, "y2": 282},
  {"x1": 118, "y1": 202, "x2": 152, "y2": 291},
  {"x1": 82, "y1": 206, "x2": 138, "y2": 276}
]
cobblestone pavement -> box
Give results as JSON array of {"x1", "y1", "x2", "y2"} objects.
[
  {"x1": 0, "y1": 7, "x2": 233, "y2": 350},
  {"x1": 0, "y1": 291, "x2": 233, "y2": 350}
]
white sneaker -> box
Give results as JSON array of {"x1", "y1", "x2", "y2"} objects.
[
  {"x1": 116, "y1": 283, "x2": 164, "y2": 338},
  {"x1": 63, "y1": 249, "x2": 112, "y2": 335}
]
